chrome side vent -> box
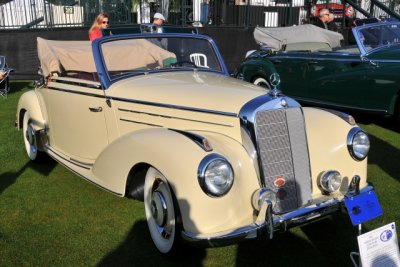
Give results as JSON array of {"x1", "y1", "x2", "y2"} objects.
[{"x1": 254, "y1": 108, "x2": 312, "y2": 214}]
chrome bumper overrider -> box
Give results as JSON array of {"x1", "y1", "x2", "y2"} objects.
[{"x1": 181, "y1": 184, "x2": 375, "y2": 247}]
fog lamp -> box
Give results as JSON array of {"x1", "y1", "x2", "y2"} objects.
[{"x1": 320, "y1": 170, "x2": 342, "y2": 193}]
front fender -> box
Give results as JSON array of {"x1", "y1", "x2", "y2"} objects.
[
  {"x1": 303, "y1": 107, "x2": 368, "y2": 196},
  {"x1": 239, "y1": 57, "x2": 278, "y2": 84},
  {"x1": 92, "y1": 128, "x2": 260, "y2": 235},
  {"x1": 16, "y1": 90, "x2": 46, "y2": 130}
]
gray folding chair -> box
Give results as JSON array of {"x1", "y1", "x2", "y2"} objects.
[{"x1": 0, "y1": 56, "x2": 14, "y2": 98}]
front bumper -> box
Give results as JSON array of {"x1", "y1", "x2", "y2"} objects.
[{"x1": 182, "y1": 183, "x2": 375, "y2": 247}]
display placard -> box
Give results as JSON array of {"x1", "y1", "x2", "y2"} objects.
[{"x1": 358, "y1": 222, "x2": 400, "y2": 267}]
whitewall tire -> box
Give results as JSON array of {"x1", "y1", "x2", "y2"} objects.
[
  {"x1": 22, "y1": 111, "x2": 45, "y2": 162},
  {"x1": 144, "y1": 167, "x2": 180, "y2": 254},
  {"x1": 253, "y1": 77, "x2": 271, "y2": 90}
]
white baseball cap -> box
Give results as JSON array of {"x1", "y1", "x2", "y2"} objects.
[{"x1": 153, "y1": 13, "x2": 165, "y2": 21}]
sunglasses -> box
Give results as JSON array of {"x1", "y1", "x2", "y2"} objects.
[{"x1": 102, "y1": 21, "x2": 109, "y2": 24}]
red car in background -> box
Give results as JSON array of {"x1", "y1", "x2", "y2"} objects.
[{"x1": 311, "y1": 0, "x2": 355, "y2": 18}]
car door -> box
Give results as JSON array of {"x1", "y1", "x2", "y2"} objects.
[
  {"x1": 303, "y1": 51, "x2": 373, "y2": 109},
  {"x1": 39, "y1": 80, "x2": 109, "y2": 161}
]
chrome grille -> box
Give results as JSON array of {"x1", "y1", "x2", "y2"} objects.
[{"x1": 254, "y1": 108, "x2": 312, "y2": 214}]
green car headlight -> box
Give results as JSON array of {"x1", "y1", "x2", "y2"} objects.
[
  {"x1": 347, "y1": 128, "x2": 370, "y2": 161},
  {"x1": 198, "y1": 154, "x2": 234, "y2": 197}
]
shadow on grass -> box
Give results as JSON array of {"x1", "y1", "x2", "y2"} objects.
[
  {"x1": 0, "y1": 158, "x2": 57, "y2": 194},
  {"x1": 97, "y1": 220, "x2": 206, "y2": 267},
  {"x1": 236, "y1": 213, "x2": 358, "y2": 267},
  {"x1": 353, "y1": 112, "x2": 400, "y2": 133},
  {"x1": 367, "y1": 134, "x2": 400, "y2": 182}
]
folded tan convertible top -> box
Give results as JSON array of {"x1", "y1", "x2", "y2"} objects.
[
  {"x1": 37, "y1": 37, "x2": 176, "y2": 77},
  {"x1": 254, "y1": 24, "x2": 344, "y2": 51}
]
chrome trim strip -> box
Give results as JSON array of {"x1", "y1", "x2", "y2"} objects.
[
  {"x1": 296, "y1": 97, "x2": 390, "y2": 114},
  {"x1": 49, "y1": 79, "x2": 102, "y2": 89},
  {"x1": 47, "y1": 86, "x2": 105, "y2": 98},
  {"x1": 275, "y1": 54, "x2": 362, "y2": 62},
  {"x1": 118, "y1": 108, "x2": 234, "y2": 127},
  {"x1": 277, "y1": 54, "x2": 400, "y2": 64},
  {"x1": 182, "y1": 185, "x2": 375, "y2": 247},
  {"x1": 317, "y1": 108, "x2": 356, "y2": 125},
  {"x1": 120, "y1": 118, "x2": 162, "y2": 127},
  {"x1": 49, "y1": 76, "x2": 101, "y2": 86},
  {"x1": 69, "y1": 157, "x2": 94, "y2": 167},
  {"x1": 47, "y1": 146, "x2": 91, "y2": 170},
  {"x1": 171, "y1": 129, "x2": 213, "y2": 152},
  {"x1": 113, "y1": 97, "x2": 238, "y2": 117},
  {"x1": 46, "y1": 146, "x2": 123, "y2": 196}
]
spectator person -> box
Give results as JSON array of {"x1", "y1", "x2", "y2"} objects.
[
  {"x1": 88, "y1": 12, "x2": 109, "y2": 41},
  {"x1": 153, "y1": 13, "x2": 165, "y2": 26},
  {"x1": 314, "y1": 8, "x2": 330, "y2": 30},
  {"x1": 327, "y1": 13, "x2": 338, "y2": 31}
]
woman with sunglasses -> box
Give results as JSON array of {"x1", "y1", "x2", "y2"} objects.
[{"x1": 89, "y1": 12, "x2": 109, "y2": 41}]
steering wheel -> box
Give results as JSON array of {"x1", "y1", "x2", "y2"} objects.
[{"x1": 171, "y1": 61, "x2": 197, "y2": 68}]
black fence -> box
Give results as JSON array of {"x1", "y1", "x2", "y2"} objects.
[{"x1": 0, "y1": 0, "x2": 399, "y2": 30}]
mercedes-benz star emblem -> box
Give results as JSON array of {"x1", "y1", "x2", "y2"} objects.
[{"x1": 269, "y1": 73, "x2": 281, "y2": 87}]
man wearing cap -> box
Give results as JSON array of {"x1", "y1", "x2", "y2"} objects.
[{"x1": 153, "y1": 13, "x2": 165, "y2": 26}]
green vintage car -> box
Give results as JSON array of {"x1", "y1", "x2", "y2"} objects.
[{"x1": 235, "y1": 21, "x2": 400, "y2": 121}]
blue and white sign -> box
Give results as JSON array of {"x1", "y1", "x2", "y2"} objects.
[
  {"x1": 345, "y1": 190, "x2": 383, "y2": 225},
  {"x1": 358, "y1": 222, "x2": 400, "y2": 267}
]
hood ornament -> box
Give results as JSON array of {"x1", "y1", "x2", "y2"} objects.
[{"x1": 268, "y1": 73, "x2": 282, "y2": 98}]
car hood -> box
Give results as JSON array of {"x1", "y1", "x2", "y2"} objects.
[{"x1": 106, "y1": 71, "x2": 266, "y2": 115}]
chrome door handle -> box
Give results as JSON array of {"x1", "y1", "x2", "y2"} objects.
[
  {"x1": 308, "y1": 61, "x2": 318, "y2": 64},
  {"x1": 89, "y1": 107, "x2": 103, "y2": 112}
]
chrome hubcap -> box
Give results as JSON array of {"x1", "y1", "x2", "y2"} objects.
[
  {"x1": 25, "y1": 124, "x2": 35, "y2": 145},
  {"x1": 151, "y1": 190, "x2": 167, "y2": 228}
]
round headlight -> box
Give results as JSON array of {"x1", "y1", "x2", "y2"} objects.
[
  {"x1": 198, "y1": 154, "x2": 234, "y2": 197},
  {"x1": 347, "y1": 128, "x2": 370, "y2": 161},
  {"x1": 320, "y1": 170, "x2": 342, "y2": 193}
]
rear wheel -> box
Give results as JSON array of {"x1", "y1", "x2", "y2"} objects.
[
  {"x1": 22, "y1": 111, "x2": 46, "y2": 162},
  {"x1": 253, "y1": 77, "x2": 271, "y2": 90},
  {"x1": 144, "y1": 167, "x2": 181, "y2": 254}
]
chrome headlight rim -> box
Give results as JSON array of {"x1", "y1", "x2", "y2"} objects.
[
  {"x1": 320, "y1": 170, "x2": 342, "y2": 193},
  {"x1": 347, "y1": 127, "x2": 370, "y2": 161},
  {"x1": 197, "y1": 153, "x2": 234, "y2": 198}
]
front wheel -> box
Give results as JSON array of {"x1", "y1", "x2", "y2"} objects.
[
  {"x1": 22, "y1": 111, "x2": 46, "y2": 162},
  {"x1": 144, "y1": 167, "x2": 181, "y2": 254},
  {"x1": 253, "y1": 77, "x2": 271, "y2": 90}
]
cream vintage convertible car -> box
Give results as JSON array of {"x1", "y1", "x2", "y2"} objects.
[{"x1": 16, "y1": 28, "x2": 375, "y2": 254}]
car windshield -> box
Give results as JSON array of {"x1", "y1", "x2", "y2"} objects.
[
  {"x1": 357, "y1": 22, "x2": 400, "y2": 53},
  {"x1": 99, "y1": 36, "x2": 222, "y2": 80}
]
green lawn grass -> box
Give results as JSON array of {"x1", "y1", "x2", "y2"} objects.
[{"x1": 1, "y1": 82, "x2": 399, "y2": 267}]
